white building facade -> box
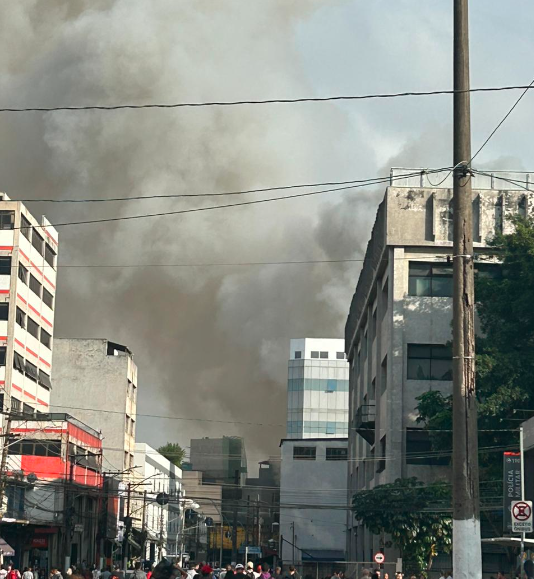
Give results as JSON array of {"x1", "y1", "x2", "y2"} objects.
[
  {"x1": 0, "y1": 192, "x2": 58, "y2": 426},
  {"x1": 345, "y1": 169, "x2": 534, "y2": 566},
  {"x1": 279, "y1": 438, "x2": 347, "y2": 567},
  {"x1": 287, "y1": 338, "x2": 349, "y2": 439},
  {"x1": 134, "y1": 443, "x2": 182, "y2": 562}
]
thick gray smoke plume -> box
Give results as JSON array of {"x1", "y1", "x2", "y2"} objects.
[{"x1": 1, "y1": 1, "x2": 528, "y2": 465}]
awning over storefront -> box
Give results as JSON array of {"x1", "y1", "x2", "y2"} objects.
[{"x1": 0, "y1": 537, "x2": 16, "y2": 557}]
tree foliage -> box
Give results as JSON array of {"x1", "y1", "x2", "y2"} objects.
[
  {"x1": 416, "y1": 216, "x2": 534, "y2": 480},
  {"x1": 352, "y1": 477, "x2": 452, "y2": 575},
  {"x1": 157, "y1": 442, "x2": 186, "y2": 467}
]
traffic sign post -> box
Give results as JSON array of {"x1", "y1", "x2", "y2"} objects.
[
  {"x1": 374, "y1": 552, "x2": 385, "y2": 565},
  {"x1": 512, "y1": 501, "x2": 533, "y2": 533}
]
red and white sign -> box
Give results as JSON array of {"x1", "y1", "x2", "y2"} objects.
[
  {"x1": 374, "y1": 552, "x2": 385, "y2": 565},
  {"x1": 512, "y1": 500, "x2": 533, "y2": 533}
]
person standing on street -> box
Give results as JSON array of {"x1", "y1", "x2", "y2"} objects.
[
  {"x1": 132, "y1": 564, "x2": 147, "y2": 579},
  {"x1": 234, "y1": 566, "x2": 246, "y2": 579},
  {"x1": 257, "y1": 564, "x2": 271, "y2": 579},
  {"x1": 272, "y1": 568, "x2": 282, "y2": 579}
]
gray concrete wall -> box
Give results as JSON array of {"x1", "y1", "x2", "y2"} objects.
[
  {"x1": 51, "y1": 338, "x2": 137, "y2": 473},
  {"x1": 280, "y1": 438, "x2": 347, "y2": 562}
]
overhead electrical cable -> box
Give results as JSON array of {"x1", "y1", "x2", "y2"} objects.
[{"x1": 1, "y1": 85, "x2": 533, "y2": 113}]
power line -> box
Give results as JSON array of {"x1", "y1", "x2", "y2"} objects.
[
  {"x1": 16, "y1": 175, "x2": 409, "y2": 204},
  {"x1": 15, "y1": 169, "x2": 450, "y2": 230},
  {"x1": 1, "y1": 85, "x2": 533, "y2": 113},
  {"x1": 470, "y1": 77, "x2": 534, "y2": 164}
]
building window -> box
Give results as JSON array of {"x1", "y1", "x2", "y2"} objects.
[
  {"x1": 311, "y1": 351, "x2": 319, "y2": 359},
  {"x1": 43, "y1": 288, "x2": 54, "y2": 310},
  {"x1": 125, "y1": 415, "x2": 131, "y2": 434},
  {"x1": 16, "y1": 307, "x2": 25, "y2": 328},
  {"x1": 18, "y1": 264, "x2": 28, "y2": 285},
  {"x1": 408, "y1": 262, "x2": 453, "y2": 297},
  {"x1": 294, "y1": 351, "x2": 302, "y2": 359},
  {"x1": 22, "y1": 403, "x2": 34, "y2": 416},
  {"x1": 32, "y1": 230, "x2": 44, "y2": 255},
  {"x1": 406, "y1": 430, "x2": 448, "y2": 465},
  {"x1": 21, "y1": 215, "x2": 31, "y2": 240},
  {"x1": 25, "y1": 360, "x2": 38, "y2": 382},
  {"x1": 29, "y1": 275, "x2": 42, "y2": 297},
  {"x1": 13, "y1": 352, "x2": 25, "y2": 374},
  {"x1": 38, "y1": 370, "x2": 52, "y2": 390},
  {"x1": 11, "y1": 397, "x2": 21, "y2": 414},
  {"x1": 407, "y1": 344, "x2": 453, "y2": 381},
  {"x1": 380, "y1": 355, "x2": 388, "y2": 395},
  {"x1": 27, "y1": 317, "x2": 40, "y2": 340},
  {"x1": 0, "y1": 211, "x2": 14, "y2": 231},
  {"x1": 0, "y1": 257, "x2": 11, "y2": 276},
  {"x1": 326, "y1": 448, "x2": 348, "y2": 461},
  {"x1": 320, "y1": 351, "x2": 328, "y2": 359},
  {"x1": 326, "y1": 379, "x2": 337, "y2": 392},
  {"x1": 326, "y1": 422, "x2": 336, "y2": 435},
  {"x1": 0, "y1": 304, "x2": 8, "y2": 321},
  {"x1": 40, "y1": 329, "x2": 51, "y2": 349},
  {"x1": 44, "y1": 244, "x2": 56, "y2": 268},
  {"x1": 336, "y1": 352, "x2": 345, "y2": 360},
  {"x1": 377, "y1": 436, "x2": 386, "y2": 473},
  {"x1": 293, "y1": 446, "x2": 316, "y2": 461},
  {"x1": 0, "y1": 346, "x2": 6, "y2": 366}
]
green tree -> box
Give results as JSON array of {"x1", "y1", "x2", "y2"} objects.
[
  {"x1": 352, "y1": 477, "x2": 452, "y2": 575},
  {"x1": 157, "y1": 442, "x2": 186, "y2": 467},
  {"x1": 416, "y1": 216, "x2": 534, "y2": 481}
]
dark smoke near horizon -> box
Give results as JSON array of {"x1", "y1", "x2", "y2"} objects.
[{"x1": 0, "y1": 0, "x2": 464, "y2": 466}]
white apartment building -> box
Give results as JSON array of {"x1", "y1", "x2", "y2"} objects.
[
  {"x1": 287, "y1": 338, "x2": 349, "y2": 438},
  {"x1": 0, "y1": 192, "x2": 58, "y2": 423},
  {"x1": 134, "y1": 443, "x2": 182, "y2": 562},
  {"x1": 279, "y1": 438, "x2": 347, "y2": 568},
  {"x1": 51, "y1": 338, "x2": 138, "y2": 472},
  {"x1": 344, "y1": 169, "x2": 534, "y2": 566}
]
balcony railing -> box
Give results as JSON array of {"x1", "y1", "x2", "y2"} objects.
[{"x1": 355, "y1": 404, "x2": 376, "y2": 444}]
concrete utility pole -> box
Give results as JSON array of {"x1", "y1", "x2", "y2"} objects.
[{"x1": 452, "y1": 1, "x2": 482, "y2": 578}]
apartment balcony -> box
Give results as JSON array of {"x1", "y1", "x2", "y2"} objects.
[{"x1": 355, "y1": 403, "x2": 376, "y2": 444}]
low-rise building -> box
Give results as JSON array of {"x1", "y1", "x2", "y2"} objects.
[
  {"x1": 279, "y1": 438, "x2": 347, "y2": 571},
  {"x1": 134, "y1": 443, "x2": 182, "y2": 562},
  {"x1": 2, "y1": 413, "x2": 102, "y2": 570}
]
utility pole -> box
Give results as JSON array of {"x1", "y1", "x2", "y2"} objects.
[
  {"x1": 141, "y1": 490, "x2": 147, "y2": 561},
  {"x1": 0, "y1": 412, "x2": 13, "y2": 515},
  {"x1": 452, "y1": 1, "x2": 482, "y2": 578},
  {"x1": 123, "y1": 483, "x2": 132, "y2": 571}
]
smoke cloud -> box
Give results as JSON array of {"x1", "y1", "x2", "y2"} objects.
[{"x1": 1, "y1": 0, "x2": 532, "y2": 467}]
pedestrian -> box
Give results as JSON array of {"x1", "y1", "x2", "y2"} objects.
[
  {"x1": 382, "y1": 574, "x2": 388, "y2": 579},
  {"x1": 8, "y1": 568, "x2": 19, "y2": 579},
  {"x1": 92, "y1": 568, "x2": 101, "y2": 579},
  {"x1": 234, "y1": 566, "x2": 246, "y2": 579},
  {"x1": 0, "y1": 568, "x2": 8, "y2": 579},
  {"x1": 102, "y1": 569, "x2": 112, "y2": 579},
  {"x1": 245, "y1": 565, "x2": 256, "y2": 579},
  {"x1": 257, "y1": 565, "x2": 271, "y2": 579},
  {"x1": 132, "y1": 564, "x2": 147, "y2": 579},
  {"x1": 285, "y1": 568, "x2": 299, "y2": 579},
  {"x1": 446, "y1": 571, "x2": 452, "y2": 579},
  {"x1": 330, "y1": 572, "x2": 340, "y2": 579},
  {"x1": 359, "y1": 570, "x2": 370, "y2": 579},
  {"x1": 272, "y1": 568, "x2": 282, "y2": 579},
  {"x1": 49, "y1": 569, "x2": 63, "y2": 579},
  {"x1": 23, "y1": 569, "x2": 33, "y2": 579},
  {"x1": 201, "y1": 568, "x2": 213, "y2": 579}
]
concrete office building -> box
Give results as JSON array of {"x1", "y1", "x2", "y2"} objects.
[
  {"x1": 279, "y1": 438, "x2": 347, "y2": 568},
  {"x1": 0, "y1": 192, "x2": 58, "y2": 424},
  {"x1": 189, "y1": 437, "x2": 247, "y2": 485},
  {"x1": 287, "y1": 338, "x2": 349, "y2": 438},
  {"x1": 134, "y1": 443, "x2": 182, "y2": 561},
  {"x1": 344, "y1": 169, "x2": 534, "y2": 564},
  {"x1": 51, "y1": 338, "x2": 138, "y2": 472}
]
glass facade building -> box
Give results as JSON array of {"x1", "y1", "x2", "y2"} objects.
[{"x1": 286, "y1": 338, "x2": 349, "y2": 438}]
